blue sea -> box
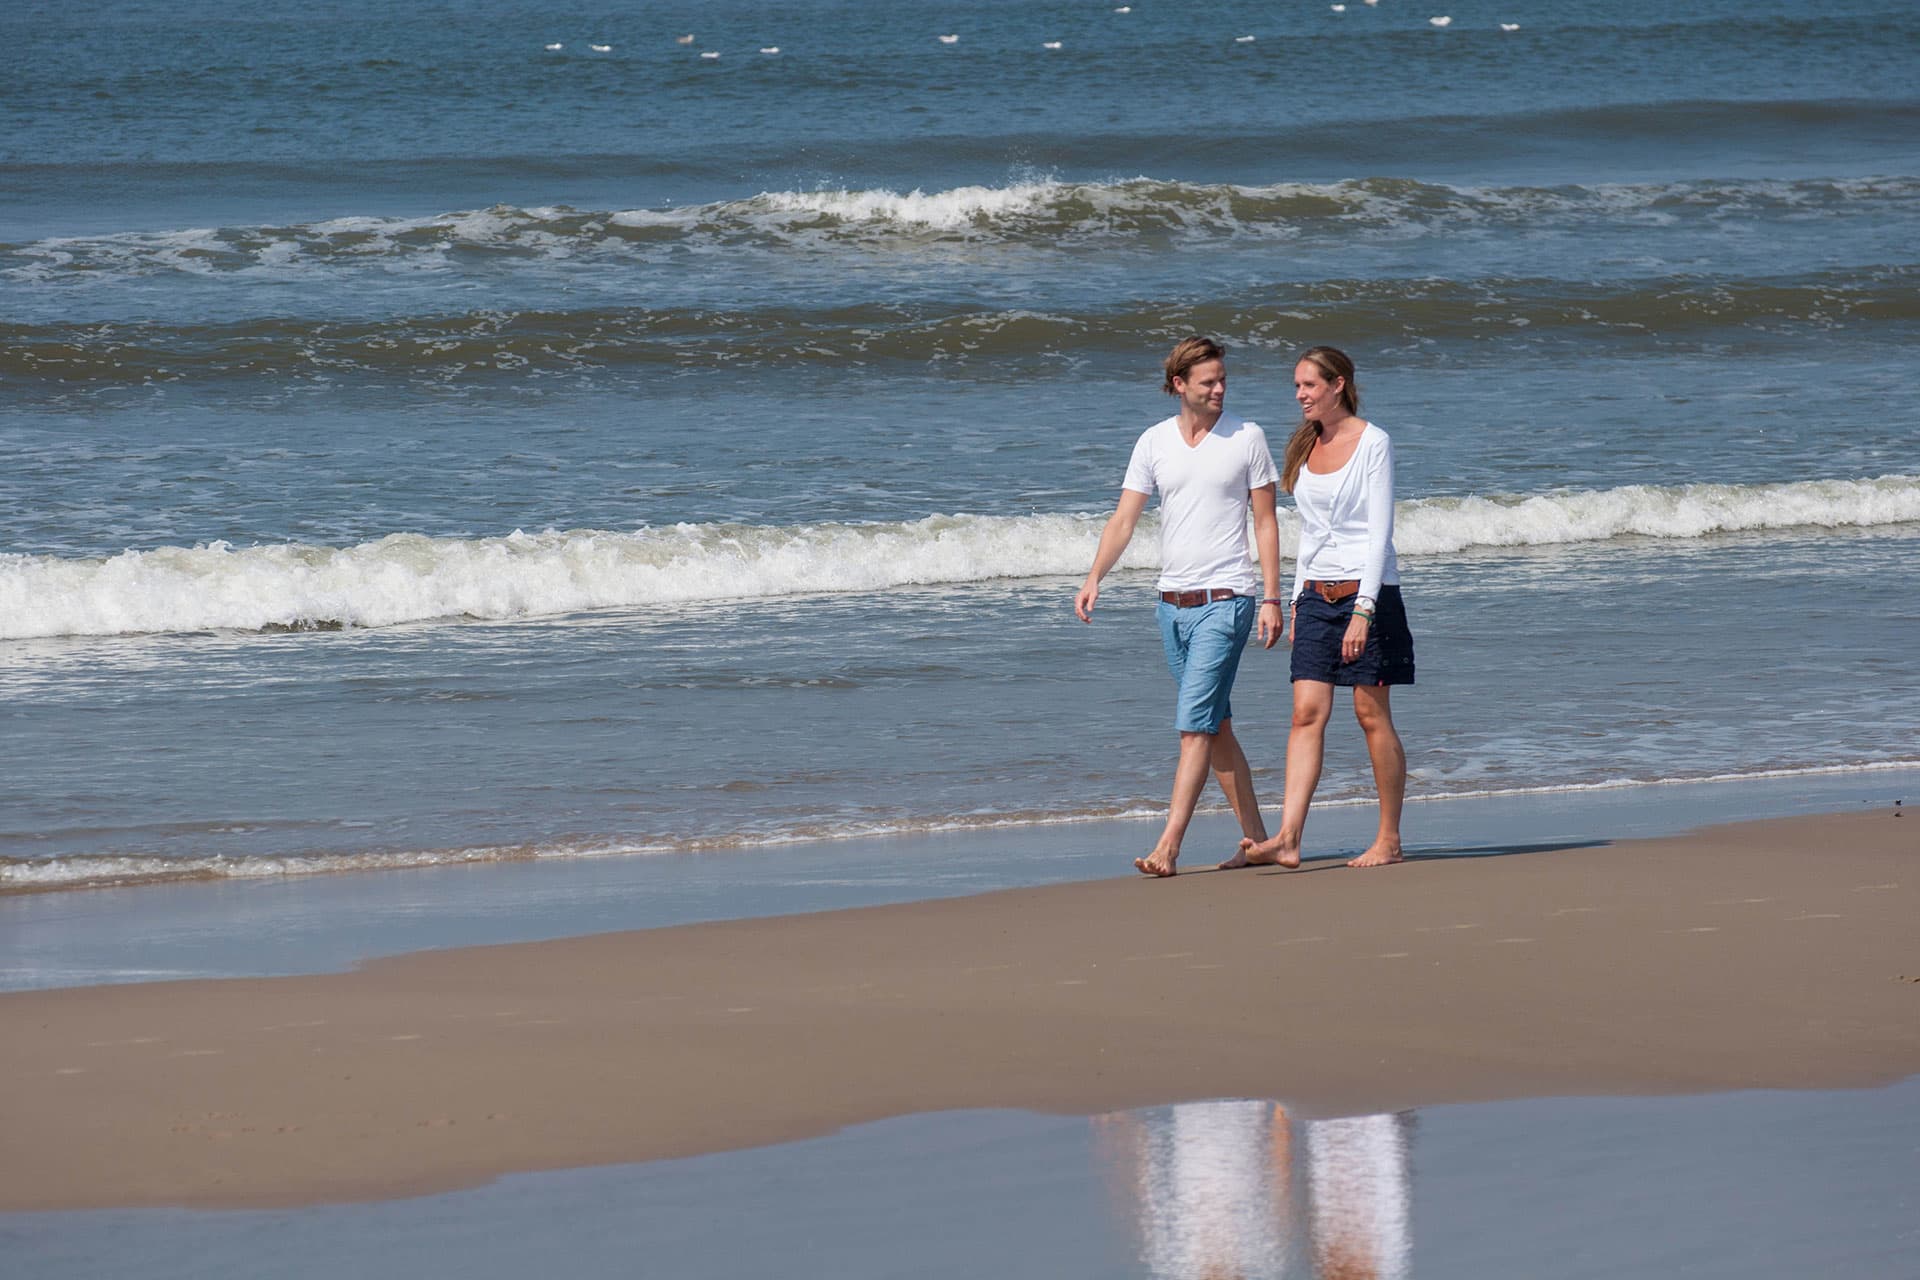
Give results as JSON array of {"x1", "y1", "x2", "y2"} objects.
[{"x1": 4, "y1": 0, "x2": 1918, "y2": 893}]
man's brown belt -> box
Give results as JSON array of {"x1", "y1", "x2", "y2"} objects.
[
  {"x1": 1159, "y1": 588, "x2": 1242, "y2": 608},
  {"x1": 1304, "y1": 579, "x2": 1361, "y2": 603}
]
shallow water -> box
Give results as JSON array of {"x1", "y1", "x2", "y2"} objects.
[{"x1": 3, "y1": 0, "x2": 1917, "y2": 892}]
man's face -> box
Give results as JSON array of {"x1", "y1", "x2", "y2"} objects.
[{"x1": 1173, "y1": 358, "x2": 1226, "y2": 417}]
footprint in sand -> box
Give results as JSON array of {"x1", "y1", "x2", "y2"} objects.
[
  {"x1": 170, "y1": 1048, "x2": 222, "y2": 1057},
  {"x1": 1490, "y1": 937, "x2": 1536, "y2": 944},
  {"x1": 388, "y1": 1034, "x2": 423, "y2": 1041},
  {"x1": 1548, "y1": 907, "x2": 1599, "y2": 917}
]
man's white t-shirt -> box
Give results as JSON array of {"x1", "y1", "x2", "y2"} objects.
[{"x1": 1122, "y1": 413, "x2": 1279, "y2": 594}]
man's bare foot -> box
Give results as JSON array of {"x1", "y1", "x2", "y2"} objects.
[
  {"x1": 1347, "y1": 839, "x2": 1404, "y2": 868},
  {"x1": 1134, "y1": 850, "x2": 1179, "y2": 877},
  {"x1": 1219, "y1": 834, "x2": 1301, "y2": 870}
]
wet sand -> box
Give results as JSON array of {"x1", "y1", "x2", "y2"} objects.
[{"x1": 2, "y1": 806, "x2": 1914, "y2": 1211}]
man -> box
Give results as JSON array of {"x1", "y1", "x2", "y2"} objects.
[{"x1": 1075, "y1": 336, "x2": 1284, "y2": 876}]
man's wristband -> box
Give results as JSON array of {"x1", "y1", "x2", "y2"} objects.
[{"x1": 1260, "y1": 598, "x2": 1285, "y2": 606}]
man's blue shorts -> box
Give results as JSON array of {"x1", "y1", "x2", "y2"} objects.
[{"x1": 1156, "y1": 594, "x2": 1256, "y2": 734}]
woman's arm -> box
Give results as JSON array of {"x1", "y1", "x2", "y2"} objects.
[{"x1": 1358, "y1": 428, "x2": 1395, "y2": 604}]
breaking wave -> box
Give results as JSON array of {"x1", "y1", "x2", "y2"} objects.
[
  {"x1": 4, "y1": 475, "x2": 1915, "y2": 640},
  {"x1": 6, "y1": 174, "x2": 1915, "y2": 278}
]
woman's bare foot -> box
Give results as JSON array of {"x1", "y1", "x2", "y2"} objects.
[
  {"x1": 1219, "y1": 833, "x2": 1301, "y2": 870},
  {"x1": 1134, "y1": 849, "x2": 1179, "y2": 877},
  {"x1": 1347, "y1": 838, "x2": 1404, "y2": 868}
]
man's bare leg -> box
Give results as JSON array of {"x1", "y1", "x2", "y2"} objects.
[
  {"x1": 1347, "y1": 686, "x2": 1406, "y2": 867},
  {"x1": 1136, "y1": 730, "x2": 1215, "y2": 877},
  {"x1": 1235, "y1": 681, "x2": 1333, "y2": 868},
  {"x1": 1208, "y1": 719, "x2": 1274, "y2": 868}
]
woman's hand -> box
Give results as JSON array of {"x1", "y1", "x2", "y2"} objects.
[{"x1": 1340, "y1": 613, "x2": 1371, "y2": 663}]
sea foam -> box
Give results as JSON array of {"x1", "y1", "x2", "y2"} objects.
[{"x1": 3, "y1": 475, "x2": 1914, "y2": 639}]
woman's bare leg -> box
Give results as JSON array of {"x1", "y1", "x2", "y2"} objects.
[
  {"x1": 1348, "y1": 685, "x2": 1406, "y2": 867},
  {"x1": 1233, "y1": 681, "x2": 1332, "y2": 868}
]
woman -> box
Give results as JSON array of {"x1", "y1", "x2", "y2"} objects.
[{"x1": 1232, "y1": 346, "x2": 1414, "y2": 870}]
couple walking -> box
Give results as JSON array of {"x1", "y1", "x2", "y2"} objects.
[{"x1": 1074, "y1": 337, "x2": 1415, "y2": 877}]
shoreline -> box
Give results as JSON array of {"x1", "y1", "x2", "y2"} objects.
[
  {"x1": 3, "y1": 805, "x2": 1914, "y2": 1212},
  {"x1": 8, "y1": 756, "x2": 1920, "y2": 899}
]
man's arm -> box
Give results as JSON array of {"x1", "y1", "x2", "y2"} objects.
[
  {"x1": 1249, "y1": 482, "x2": 1282, "y2": 648},
  {"x1": 1074, "y1": 488, "x2": 1151, "y2": 623}
]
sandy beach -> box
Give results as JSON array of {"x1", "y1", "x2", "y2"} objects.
[{"x1": 2, "y1": 805, "x2": 1913, "y2": 1213}]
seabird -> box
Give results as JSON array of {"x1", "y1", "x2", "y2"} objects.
[
  {"x1": 1042, "y1": 40, "x2": 1063, "y2": 49},
  {"x1": 1429, "y1": 15, "x2": 1452, "y2": 26},
  {"x1": 937, "y1": 33, "x2": 959, "y2": 43}
]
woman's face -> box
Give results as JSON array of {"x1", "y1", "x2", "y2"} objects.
[{"x1": 1295, "y1": 361, "x2": 1345, "y2": 421}]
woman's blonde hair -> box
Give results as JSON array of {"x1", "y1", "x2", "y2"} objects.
[{"x1": 1280, "y1": 345, "x2": 1360, "y2": 493}]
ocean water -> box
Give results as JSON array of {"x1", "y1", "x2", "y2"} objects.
[{"x1": 4, "y1": 0, "x2": 1918, "y2": 891}]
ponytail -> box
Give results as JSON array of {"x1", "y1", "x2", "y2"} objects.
[{"x1": 1280, "y1": 420, "x2": 1319, "y2": 494}]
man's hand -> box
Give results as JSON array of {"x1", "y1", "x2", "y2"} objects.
[
  {"x1": 1258, "y1": 601, "x2": 1282, "y2": 648},
  {"x1": 1074, "y1": 581, "x2": 1099, "y2": 623}
]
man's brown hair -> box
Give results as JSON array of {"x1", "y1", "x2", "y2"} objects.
[{"x1": 1162, "y1": 335, "x2": 1226, "y2": 395}]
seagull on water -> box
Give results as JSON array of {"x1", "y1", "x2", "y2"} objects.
[
  {"x1": 543, "y1": 42, "x2": 563, "y2": 51},
  {"x1": 1042, "y1": 40, "x2": 1063, "y2": 49},
  {"x1": 1113, "y1": 6, "x2": 1131, "y2": 13},
  {"x1": 937, "y1": 33, "x2": 959, "y2": 43},
  {"x1": 700, "y1": 50, "x2": 720, "y2": 59},
  {"x1": 760, "y1": 46, "x2": 780, "y2": 54},
  {"x1": 676, "y1": 34, "x2": 695, "y2": 45},
  {"x1": 1499, "y1": 23, "x2": 1521, "y2": 31},
  {"x1": 1429, "y1": 16, "x2": 1452, "y2": 26},
  {"x1": 1234, "y1": 34, "x2": 1256, "y2": 43},
  {"x1": 589, "y1": 43, "x2": 611, "y2": 52},
  {"x1": 1331, "y1": 4, "x2": 1346, "y2": 11}
]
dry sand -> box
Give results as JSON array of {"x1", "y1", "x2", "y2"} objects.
[{"x1": 3, "y1": 807, "x2": 1914, "y2": 1212}]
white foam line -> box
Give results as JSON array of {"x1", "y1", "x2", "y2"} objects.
[
  {"x1": 8, "y1": 760, "x2": 1915, "y2": 897},
  {"x1": 3, "y1": 475, "x2": 1915, "y2": 640}
]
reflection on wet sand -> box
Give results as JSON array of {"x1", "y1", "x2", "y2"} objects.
[{"x1": 1095, "y1": 1101, "x2": 1414, "y2": 1279}]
